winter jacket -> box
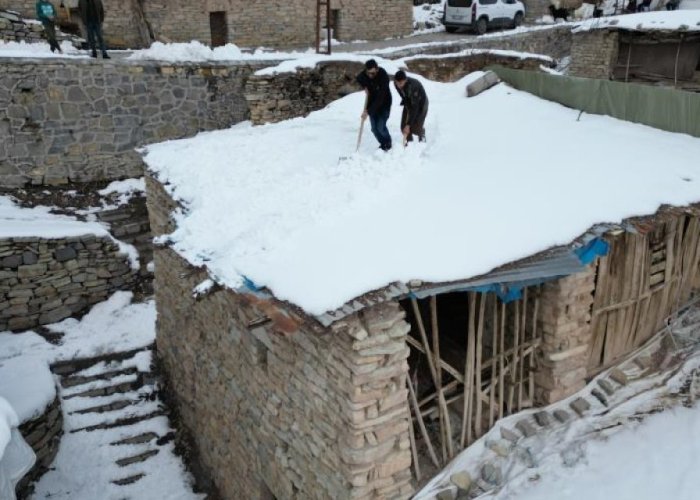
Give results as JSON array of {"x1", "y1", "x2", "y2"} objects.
[
  {"x1": 78, "y1": 0, "x2": 105, "y2": 25},
  {"x1": 36, "y1": 0, "x2": 57, "y2": 24},
  {"x1": 396, "y1": 77, "x2": 428, "y2": 127},
  {"x1": 356, "y1": 67, "x2": 392, "y2": 116}
]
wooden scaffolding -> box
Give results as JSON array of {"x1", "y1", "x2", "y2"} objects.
[{"x1": 404, "y1": 287, "x2": 542, "y2": 477}]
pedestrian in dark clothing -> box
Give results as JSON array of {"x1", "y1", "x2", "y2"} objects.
[
  {"x1": 78, "y1": 0, "x2": 109, "y2": 59},
  {"x1": 36, "y1": 0, "x2": 62, "y2": 53},
  {"x1": 356, "y1": 59, "x2": 392, "y2": 151},
  {"x1": 394, "y1": 71, "x2": 428, "y2": 144}
]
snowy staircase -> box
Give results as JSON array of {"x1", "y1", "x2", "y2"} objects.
[{"x1": 33, "y1": 347, "x2": 198, "y2": 499}]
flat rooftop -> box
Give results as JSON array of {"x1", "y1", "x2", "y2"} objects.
[{"x1": 143, "y1": 72, "x2": 700, "y2": 317}]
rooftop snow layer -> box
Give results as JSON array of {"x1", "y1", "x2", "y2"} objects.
[
  {"x1": 574, "y1": 11, "x2": 700, "y2": 32},
  {"x1": 142, "y1": 72, "x2": 700, "y2": 317}
]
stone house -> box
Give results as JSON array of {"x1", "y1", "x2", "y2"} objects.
[
  {"x1": 568, "y1": 17, "x2": 700, "y2": 89},
  {"x1": 0, "y1": 0, "x2": 413, "y2": 49},
  {"x1": 146, "y1": 164, "x2": 700, "y2": 498}
]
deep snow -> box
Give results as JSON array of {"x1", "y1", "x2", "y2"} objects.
[
  {"x1": 143, "y1": 72, "x2": 700, "y2": 317},
  {"x1": 575, "y1": 10, "x2": 700, "y2": 32}
]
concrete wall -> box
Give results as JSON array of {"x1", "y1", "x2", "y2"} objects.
[
  {"x1": 568, "y1": 30, "x2": 619, "y2": 79},
  {"x1": 0, "y1": 233, "x2": 136, "y2": 331},
  {"x1": 0, "y1": 58, "x2": 267, "y2": 187},
  {"x1": 147, "y1": 175, "x2": 414, "y2": 500}
]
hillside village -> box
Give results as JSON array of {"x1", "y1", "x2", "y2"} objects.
[{"x1": 1, "y1": 1, "x2": 700, "y2": 500}]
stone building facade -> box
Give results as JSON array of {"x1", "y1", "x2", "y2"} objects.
[
  {"x1": 568, "y1": 30, "x2": 619, "y2": 80},
  {"x1": 0, "y1": 0, "x2": 413, "y2": 49},
  {"x1": 147, "y1": 175, "x2": 415, "y2": 500}
]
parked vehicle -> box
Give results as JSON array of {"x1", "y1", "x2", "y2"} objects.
[{"x1": 443, "y1": 0, "x2": 525, "y2": 35}]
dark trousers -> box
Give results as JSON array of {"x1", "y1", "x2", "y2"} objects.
[
  {"x1": 369, "y1": 108, "x2": 392, "y2": 150},
  {"x1": 401, "y1": 104, "x2": 428, "y2": 142},
  {"x1": 86, "y1": 20, "x2": 107, "y2": 55},
  {"x1": 43, "y1": 21, "x2": 61, "y2": 52}
]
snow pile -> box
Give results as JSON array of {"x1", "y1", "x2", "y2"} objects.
[
  {"x1": 0, "y1": 398, "x2": 17, "y2": 463},
  {"x1": 575, "y1": 10, "x2": 700, "y2": 32},
  {"x1": 98, "y1": 177, "x2": 145, "y2": 207},
  {"x1": 0, "y1": 357, "x2": 55, "y2": 423},
  {"x1": 127, "y1": 40, "x2": 306, "y2": 62},
  {"x1": 143, "y1": 72, "x2": 700, "y2": 317},
  {"x1": 0, "y1": 40, "x2": 84, "y2": 58},
  {"x1": 0, "y1": 196, "x2": 139, "y2": 269},
  {"x1": 414, "y1": 0, "x2": 446, "y2": 34}
]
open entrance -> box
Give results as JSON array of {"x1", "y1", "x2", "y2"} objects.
[
  {"x1": 209, "y1": 11, "x2": 228, "y2": 47},
  {"x1": 401, "y1": 286, "x2": 542, "y2": 480}
]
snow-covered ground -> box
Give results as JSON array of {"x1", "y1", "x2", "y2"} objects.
[
  {"x1": 143, "y1": 72, "x2": 700, "y2": 317},
  {"x1": 575, "y1": 10, "x2": 700, "y2": 32},
  {"x1": 0, "y1": 40, "x2": 85, "y2": 58},
  {"x1": 0, "y1": 292, "x2": 202, "y2": 500},
  {"x1": 0, "y1": 196, "x2": 139, "y2": 269},
  {"x1": 414, "y1": 0, "x2": 447, "y2": 34}
]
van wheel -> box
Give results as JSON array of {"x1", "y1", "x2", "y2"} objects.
[
  {"x1": 446, "y1": 26, "x2": 458, "y2": 33},
  {"x1": 513, "y1": 12, "x2": 524, "y2": 27},
  {"x1": 475, "y1": 17, "x2": 488, "y2": 35}
]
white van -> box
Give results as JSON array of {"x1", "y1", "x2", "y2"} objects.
[{"x1": 443, "y1": 0, "x2": 526, "y2": 34}]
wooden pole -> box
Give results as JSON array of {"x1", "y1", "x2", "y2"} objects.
[
  {"x1": 489, "y1": 295, "x2": 497, "y2": 429},
  {"x1": 430, "y1": 296, "x2": 448, "y2": 462},
  {"x1": 507, "y1": 300, "x2": 521, "y2": 413},
  {"x1": 474, "y1": 294, "x2": 486, "y2": 439},
  {"x1": 460, "y1": 293, "x2": 476, "y2": 448},
  {"x1": 407, "y1": 404, "x2": 422, "y2": 482},
  {"x1": 407, "y1": 375, "x2": 440, "y2": 468},
  {"x1": 529, "y1": 294, "x2": 540, "y2": 402},
  {"x1": 518, "y1": 288, "x2": 528, "y2": 411},
  {"x1": 498, "y1": 301, "x2": 505, "y2": 420}
]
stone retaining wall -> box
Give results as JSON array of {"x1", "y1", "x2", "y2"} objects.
[
  {"x1": 568, "y1": 30, "x2": 619, "y2": 79},
  {"x1": 0, "y1": 58, "x2": 270, "y2": 187},
  {"x1": 405, "y1": 51, "x2": 554, "y2": 82},
  {"x1": 0, "y1": 10, "x2": 45, "y2": 43},
  {"x1": 147, "y1": 174, "x2": 414, "y2": 500},
  {"x1": 16, "y1": 395, "x2": 62, "y2": 499},
  {"x1": 97, "y1": 194, "x2": 152, "y2": 274},
  {"x1": 245, "y1": 61, "x2": 363, "y2": 125},
  {"x1": 0, "y1": 233, "x2": 136, "y2": 331}
]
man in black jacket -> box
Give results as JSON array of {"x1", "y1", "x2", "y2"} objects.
[
  {"x1": 394, "y1": 70, "x2": 428, "y2": 143},
  {"x1": 356, "y1": 59, "x2": 392, "y2": 151},
  {"x1": 78, "y1": 0, "x2": 109, "y2": 59}
]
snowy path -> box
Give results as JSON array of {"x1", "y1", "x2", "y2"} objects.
[{"x1": 31, "y1": 348, "x2": 202, "y2": 500}]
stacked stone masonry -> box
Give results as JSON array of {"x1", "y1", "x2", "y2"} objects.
[
  {"x1": 0, "y1": 233, "x2": 136, "y2": 331},
  {"x1": 245, "y1": 61, "x2": 364, "y2": 125},
  {"x1": 147, "y1": 176, "x2": 414, "y2": 500},
  {"x1": 568, "y1": 30, "x2": 620, "y2": 80},
  {"x1": 0, "y1": 58, "x2": 270, "y2": 187},
  {"x1": 1, "y1": 9, "x2": 48, "y2": 43},
  {"x1": 535, "y1": 266, "x2": 597, "y2": 405},
  {"x1": 404, "y1": 52, "x2": 555, "y2": 83},
  {"x1": 16, "y1": 395, "x2": 63, "y2": 498},
  {"x1": 0, "y1": 0, "x2": 412, "y2": 49}
]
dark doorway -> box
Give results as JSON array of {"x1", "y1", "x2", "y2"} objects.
[{"x1": 209, "y1": 11, "x2": 228, "y2": 47}]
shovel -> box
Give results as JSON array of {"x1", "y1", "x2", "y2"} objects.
[{"x1": 339, "y1": 116, "x2": 367, "y2": 163}]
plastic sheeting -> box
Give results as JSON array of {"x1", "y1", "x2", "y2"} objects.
[{"x1": 491, "y1": 66, "x2": 700, "y2": 138}]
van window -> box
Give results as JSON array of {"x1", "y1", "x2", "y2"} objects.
[
  {"x1": 479, "y1": 0, "x2": 498, "y2": 4},
  {"x1": 448, "y1": 0, "x2": 474, "y2": 7}
]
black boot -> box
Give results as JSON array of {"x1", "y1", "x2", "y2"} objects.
[
  {"x1": 102, "y1": 52, "x2": 110, "y2": 59},
  {"x1": 91, "y1": 50, "x2": 97, "y2": 58}
]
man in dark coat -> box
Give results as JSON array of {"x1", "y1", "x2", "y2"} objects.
[
  {"x1": 356, "y1": 59, "x2": 392, "y2": 151},
  {"x1": 394, "y1": 70, "x2": 428, "y2": 143},
  {"x1": 78, "y1": 0, "x2": 109, "y2": 59},
  {"x1": 36, "y1": 0, "x2": 62, "y2": 53}
]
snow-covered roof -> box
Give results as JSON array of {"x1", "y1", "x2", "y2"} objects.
[
  {"x1": 142, "y1": 71, "x2": 700, "y2": 320},
  {"x1": 574, "y1": 11, "x2": 700, "y2": 33}
]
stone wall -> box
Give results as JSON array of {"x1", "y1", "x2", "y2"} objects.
[
  {"x1": 147, "y1": 175, "x2": 414, "y2": 500},
  {"x1": 535, "y1": 266, "x2": 596, "y2": 404},
  {"x1": 384, "y1": 25, "x2": 573, "y2": 61},
  {"x1": 405, "y1": 51, "x2": 554, "y2": 83},
  {"x1": 0, "y1": 58, "x2": 268, "y2": 187},
  {"x1": 334, "y1": 0, "x2": 413, "y2": 43},
  {"x1": 16, "y1": 395, "x2": 62, "y2": 498},
  {"x1": 568, "y1": 30, "x2": 619, "y2": 79},
  {"x1": 245, "y1": 61, "x2": 364, "y2": 125},
  {"x1": 0, "y1": 233, "x2": 136, "y2": 331},
  {"x1": 1, "y1": 9, "x2": 47, "y2": 43}
]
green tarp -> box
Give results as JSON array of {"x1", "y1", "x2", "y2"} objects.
[{"x1": 490, "y1": 66, "x2": 700, "y2": 138}]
